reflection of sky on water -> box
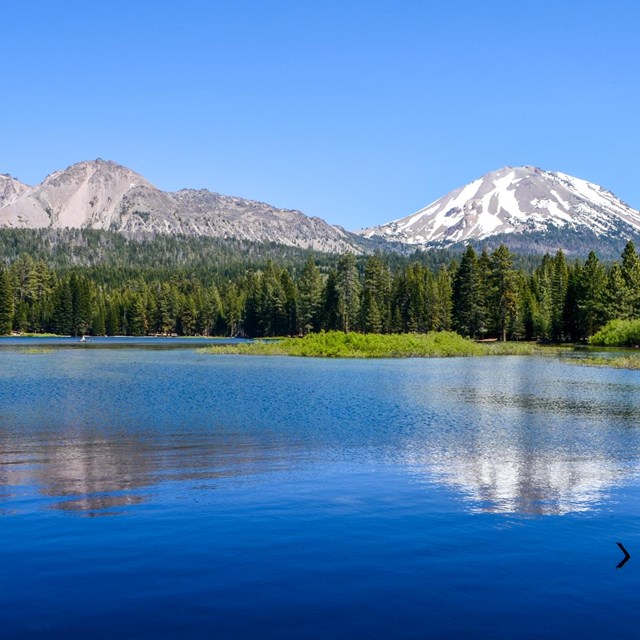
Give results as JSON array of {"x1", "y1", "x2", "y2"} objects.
[{"x1": 1, "y1": 348, "x2": 640, "y2": 517}]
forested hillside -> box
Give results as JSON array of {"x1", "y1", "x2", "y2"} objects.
[{"x1": 0, "y1": 228, "x2": 637, "y2": 342}]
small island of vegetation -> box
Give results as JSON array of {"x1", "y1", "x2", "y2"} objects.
[{"x1": 200, "y1": 331, "x2": 545, "y2": 358}]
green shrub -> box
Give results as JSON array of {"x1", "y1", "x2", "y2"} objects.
[{"x1": 589, "y1": 319, "x2": 640, "y2": 347}]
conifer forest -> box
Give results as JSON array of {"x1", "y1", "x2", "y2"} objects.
[{"x1": 0, "y1": 229, "x2": 638, "y2": 342}]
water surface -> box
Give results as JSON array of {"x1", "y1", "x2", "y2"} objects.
[{"x1": 1, "y1": 341, "x2": 639, "y2": 638}]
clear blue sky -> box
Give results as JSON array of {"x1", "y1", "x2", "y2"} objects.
[{"x1": 1, "y1": 1, "x2": 639, "y2": 229}]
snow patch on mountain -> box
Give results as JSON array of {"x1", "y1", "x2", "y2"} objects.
[{"x1": 358, "y1": 166, "x2": 640, "y2": 247}]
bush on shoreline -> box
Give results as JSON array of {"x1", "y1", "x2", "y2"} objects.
[{"x1": 589, "y1": 320, "x2": 640, "y2": 347}]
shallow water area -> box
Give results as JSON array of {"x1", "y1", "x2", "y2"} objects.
[{"x1": 1, "y1": 339, "x2": 639, "y2": 638}]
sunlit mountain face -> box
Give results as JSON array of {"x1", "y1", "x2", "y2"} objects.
[
  {"x1": 0, "y1": 159, "x2": 367, "y2": 252},
  {"x1": 358, "y1": 166, "x2": 640, "y2": 256}
]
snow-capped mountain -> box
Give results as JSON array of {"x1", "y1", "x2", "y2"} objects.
[
  {"x1": 358, "y1": 166, "x2": 640, "y2": 251},
  {"x1": 0, "y1": 159, "x2": 366, "y2": 253}
]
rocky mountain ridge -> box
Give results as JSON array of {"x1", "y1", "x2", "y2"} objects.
[
  {"x1": 3, "y1": 160, "x2": 640, "y2": 258},
  {"x1": 0, "y1": 159, "x2": 365, "y2": 253}
]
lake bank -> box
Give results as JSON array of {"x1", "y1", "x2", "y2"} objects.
[{"x1": 570, "y1": 354, "x2": 640, "y2": 369}]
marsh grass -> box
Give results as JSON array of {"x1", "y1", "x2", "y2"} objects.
[
  {"x1": 201, "y1": 331, "x2": 544, "y2": 358},
  {"x1": 570, "y1": 355, "x2": 640, "y2": 370}
]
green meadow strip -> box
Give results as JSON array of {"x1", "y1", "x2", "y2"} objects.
[
  {"x1": 570, "y1": 355, "x2": 640, "y2": 370},
  {"x1": 200, "y1": 331, "x2": 544, "y2": 358}
]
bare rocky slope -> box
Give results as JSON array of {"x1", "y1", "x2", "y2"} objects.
[
  {"x1": 358, "y1": 166, "x2": 640, "y2": 255},
  {"x1": 0, "y1": 159, "x2": 366, "y2": 253}
]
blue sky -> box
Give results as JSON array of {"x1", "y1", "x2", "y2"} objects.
[{"x1": 1, "y1": 1, "x2": 639, "y2": 229}]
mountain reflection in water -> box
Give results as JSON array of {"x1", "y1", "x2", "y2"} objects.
[
  {"x1": 0, "y1": 432, "x2": 296, "y2": 515},
  {"x1": 403, "y1": 362, "x2": 640, "y2": 515},
  {"x1": 407, "y1": 447, "x2": 633, "y2": 515},
  {"x1": 1, "y1": 347, "x2": 639, "y2": 518}
]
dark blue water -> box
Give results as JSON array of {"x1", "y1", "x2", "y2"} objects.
[{"x1": 1, "y1": 342, "x2": 639, "y2": 638}]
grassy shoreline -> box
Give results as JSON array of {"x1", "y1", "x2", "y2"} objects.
[
  {"x1": 570, "y1": 355, "x2": 640, "y2": 370},
  {"x1": 199, "y1": 331, "x2": 549, "y2": 359}
]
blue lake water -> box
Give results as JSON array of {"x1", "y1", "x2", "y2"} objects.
[{"x1": 0, "y1": 340, "x2": 639, "y2": 638}]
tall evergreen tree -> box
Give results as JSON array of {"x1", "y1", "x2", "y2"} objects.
[
  {"x1": 575, "y1": 251, "x2": 606, "y2": 339},
  {"x1": 550, "y1": 250, "x2": 568, "y2": 341},
  {"x1": 69, "y1": 273, "x2": 93, "y2": 336},
  {"x1": 489, "y1": 245, "x2": 518, "y2": 341},
  {"x1": 530, "y1": 254, "x2": 554, "y2": 340},
  {"x1": 51, "y1": 280, "x2": 73, "y2": 335},
  {"x1": 621, "y1": 240, "x2": 640, "y2": 315},
  {"x1": 0, "y1": 268, "x2": 14, "y2": 335},
  {"x1": 361, "y1": 256, "x2": 391, "y2": 333},
  {"x1": 280, "y1": 270, "x2": 298, "y2": 336},
  {"x1": 297, "y1": 257, "x2": 323, "y2": 334},
  {"x1": 433, "y1": 266, "x2": 453, "y2": 331},
  {"x1": 128, "y1": 294, "x2": 148, "y2": 336},
  {"x1": 604, "y1": 263, "x2": 629, "y2": 321},
  {"x1": 322, "y1": 270, "x2": 340, "y2": 331},
  {"x1": 453, "y1": 246, "x2": 483, "y2": 337},
  {"x1": 336, "y1": 253, "x2": 360, "y2": 332}
]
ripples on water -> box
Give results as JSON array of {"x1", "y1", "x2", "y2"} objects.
[{"x1": 1, "y1": 341, "x2": 640, "y2": 638}]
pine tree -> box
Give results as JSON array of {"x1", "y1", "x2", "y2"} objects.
[
  {"x1": 105, "y1": 298, "x2": 121, "y2": 336},
  {"x1": 550, "y1": 250, "x2": 568, "y2": 341},
  {"x1": 69, "y1": 274, "x2": 93, "y2": 336},
  {"x1": 434, "y1": 266, "x2": 453, "y2": 331},
  {"x1": 360, "y1": 257, "x2": 391, "y2": 333},
  {"x1": 280, "y1": 270, "x2": 298, "y2": 336},
  {"x1": 390, "y1": 270, "x2": 409, "y2": 332},
  {"x1": 489, "y1": 245, "x2": 518, "y2": 341},
  {"x1": 128, "y1": 294, "x2": 148, "y2": 336},
  {"x1": 92, "y1": 301, "x2": 107, "y2": 336},
  {"x1": 297, "y1": 257, "x2": 323, "y2": 334},
  {"x1": 179, "y1": 295, "x2": 198, "y2": 335},
  {"x1": 0, "y1": 268, "x2": 14, "y2": 335},
  {"x1": 322, "y1": 270, "x2": 340, "y2": 331},
  {"x1": 51, "y1": 279, "x2": 73, "y2": 335},
  {"x1": 530, "y1": 254, "x2": 554, "y2": 340},
  {"x1": 604, "y1": 263, "x2": 629, "y2": 321},
  {"x1": 336, "y1": 253, "x2": 360, "y2": 332},
  {"x1": 576, "y1": 251, "x2": 606, "y2": 339},
  {"x1": 242, "y1": 271, "x2": 261, "y2": 337},
  {"x1": 223, "y1": 284, "x2": 244, "y2": 337},
  {"x1": 453, "y1": 246, "x2": 483, "y2": 337},
  {"x1": 202, "y1": 286, "x2": 223, "y2": 336},
  {"x1": 621, "y1": 241, "x2": 640, "y2": 315}
]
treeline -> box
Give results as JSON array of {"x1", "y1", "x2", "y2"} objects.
[{"x1": 0, "y1": 242, "x2": 639, "y2": 341}]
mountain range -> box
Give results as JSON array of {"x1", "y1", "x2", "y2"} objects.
[
  {"x1": 2, "y1": 160, "x2": 640, "y2": 257},
  {"x1": 0, "y1": 159, "x2": 366, "y2": 253}
]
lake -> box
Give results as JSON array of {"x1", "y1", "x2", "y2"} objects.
[{"x1": 0, "y1": 339, "x2": 639, "y2": 638}]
